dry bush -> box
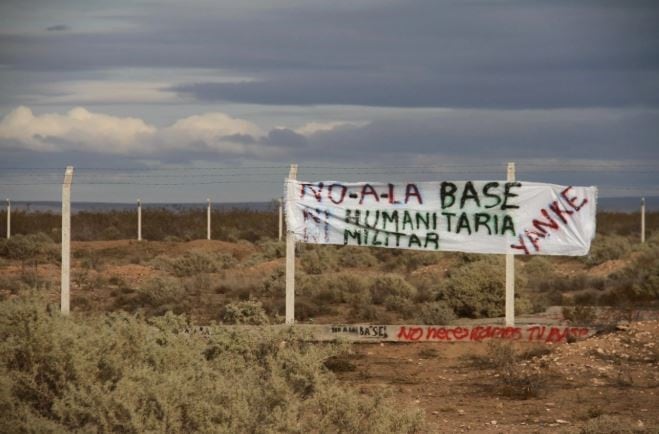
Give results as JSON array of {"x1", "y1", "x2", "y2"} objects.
[
  {"x1": 417, "y1": 301, "x2": 456, "y2": 325},
  {"x1": 0, "y1": 232, "x2": 58, "y2": 263},
  {"x1": 0, "y1": 292, "x2": 425, "y2": 433},
  {"x1": 337, "y1": 246, "x2": 379, "y2": 268},
  {"x1": 152, "y1": 251, "x2": 236, "y2": 277},
  {"x1": 370, "y1": 274, "x2": 417, "y2": 305},
  {"x1": 299, "y1": 245, "x2": 340, "y2": 275},
  {"x1": 562, "y1": 305, "x2": 598, "y2": 325},
  {"x1": 498, "y1": 368, "x2": 547, "y2": 400},
  {"x1": 221, "y1": 300, "x2": 269, "y2": 325},
  {"x1": 113, "y1": 276, "x2": 189, "y2": 315},
  {"x1": 602, "y1": 243, "x2": 659, "y2": 306},
  {"x1": 583, "y1": 234, "x2": 632, "y2": 266},
  {"x1": 481, "y1": 342, "x2": 547, "y2": 399},
  {"x1": 383, "y1": 295, "x2": 416, "y2": 318}
]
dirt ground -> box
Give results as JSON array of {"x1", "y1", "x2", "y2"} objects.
[{"x1": 335, "y1": 321, "x2": 659, "y2": 433}]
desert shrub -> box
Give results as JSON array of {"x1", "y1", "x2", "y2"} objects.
[
  {"x1": 399, "y1": 251, "x2": 443, "y2": 272},
  {"x1": 256, "y1": 239, "x2": 286, "y2": 260},
  {"x1": 437, "y1": 258, "x2": 527, "y2": 318},
  {"x1": 343, "y1": 287, "x2": 384, "y2": 322},
  {"x1": 299, "y1": 245, "x2": 340, "y2": 275},
  {"x1": 261, "y1": 266, "x2": 313, "y2": 296},
  {"x1": 215, "y1": 270, "x2": 262, "y2": 296},
  {"x1": 221, "y1": 300, "x2": 269, "y2": 325},
  {"x1": 374, "y1": 249, "x2": 442, "y2": 273},
  {"x1": 295, "y1": 299, "x2": 335, "y2": 321},
  {"x1": 310, "y1": 273, "x2": 373, "y2": 306},
  {"x1": 417, "y1": 301, "x2": 456, "y2": 325},
  {"x1": 498, "y1": 368, "x2": 547, "y2": 399},
  {"x1": 0, "y1": 292, "x2": 425, "y2": 433},
  {"x1": 521, "y1": 256, "x2": 555, "y2": 279},
  {"x1": 474, "y1": 342, "x2": 547, "y2": 399},
  {"x1": 170, "y1": 252, "x2": 219, "y2": 276},
  {"x1": 0, "y1": 232, "x2": 58, "y2": 262},
  {"x1": 0, "y1": 274, "x2": 32, "y2": 294},
  {"x1": 583, "y1": 234, "x2": 632, "y2": 266},
  {"x1": 113, "y1": 276, "x2": 188, "y2": 315},
  {"x1": 601, "y1": 244, "x2": 659, "y2": 306},
  {"x1": 562, "y1": 305, "x2": 598, "y2": 325},
  {"x1": 370, "y1": 274, "x2": 417, "y2": 304},
  {"x1": 152, "y1": 251, "x2": 237, "y2": 277},
  {"x1": 337, "y1": 246, "x2": 379, "y2": 268},
  {"x1": 182, "y1": 273, "x2": 214, "y2": 293},
  {"x1": 383, "y1": 295, "x2": 416, "y2": 318},
  {"x1": 349, "y1": 303, "x2": 385, "y2": 322}
]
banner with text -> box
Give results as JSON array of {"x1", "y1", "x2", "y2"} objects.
[{"x1": 286, "y1": 180, "x2": 597, "y2": 255}]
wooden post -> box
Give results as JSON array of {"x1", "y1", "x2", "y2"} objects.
[
  {"x1": 207, "y1": 198, "x2": 211, "y2": 241},
  {"x1": 137, "y1": 199, "x2": 142, "y2": 241},
  {"x1": 641, "y1": 197, "x2": 646, "y2": 243},
  {"x1": 285, "y1": 164, "x2": 298, "y2": 324},
  {"x1": 61, "y1": 166, "x2": 74, "y2": 315},
  {"x1": 5, "y1": 199, "x2": 9, "y2": 239},
  {"x1": 278, "y1": 198, "x2": 283, "y2": 241},
  {"x1": 505, "y1": 162, "x2": 515, "y2": 326}
]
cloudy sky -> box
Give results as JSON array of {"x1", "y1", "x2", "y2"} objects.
[{"x1": 0, "y1": 0, "x2": 658, "y2": 202}]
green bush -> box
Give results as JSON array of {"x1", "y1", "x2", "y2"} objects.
[
  {"x1": 437, "y1": 258, "x2": 528, "y2": 318},
  {"x1": 0, "y1": 292, "x2": 425, "y2": 433},
  {"x1": 437, "y1": 258, "x2": 504, "y2": 317}
]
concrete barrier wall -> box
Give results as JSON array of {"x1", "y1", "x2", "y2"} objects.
[
  {"x1": 184, "y1": 324, "x2": 598, "y2": 343},
  {"x1": 310, "y1": 324, "x2": 597, "y2": 343}
]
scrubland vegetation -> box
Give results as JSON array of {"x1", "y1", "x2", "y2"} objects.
[
  {"x1": 0, "y1": 209, "x2": 657, "y2": 325},
  {"x1": 0, "y1": 209, "x2": 657, "y2": 432},
  {"x1": 0, "y1": 293, "x2": 424, "y2": 433}
]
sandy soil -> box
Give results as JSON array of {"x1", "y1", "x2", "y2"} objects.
[{"x1": 335, "y1": 322, "x2": 659, "y2": 433}]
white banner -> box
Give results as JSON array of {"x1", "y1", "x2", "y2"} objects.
[{"x1": 285, "y1": 180, "x2": 597, "y2": 255}]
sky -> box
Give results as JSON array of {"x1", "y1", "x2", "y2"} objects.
[{"x1": 0, "y1": 0, "x2": 658, "y2": 202}]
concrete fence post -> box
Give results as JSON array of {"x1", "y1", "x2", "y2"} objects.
[
  {"x1": 505, "y1": 162, "x2": 516, "y2": 326},
  {"x1": 137, "y1": 199, "x2": 142, "y2": 241},
  {"x1": 278, "y1": 198, "x2": 283, "y2": 241},
  {"x1": 285, "y1": 164, "x2": 298, "y2": 324},
  {"x1": 207, "y1": 198, "x2": 211, "y2": 240},
  {"x1": 641, "y1": 197, "x2": 646, "y2": 243},
  {"x1": 61, "y1": 166, "x2": 74, "y2": 315},
  {"x1": 5, "y1": 199, "x2": 10, "y2": 239}
]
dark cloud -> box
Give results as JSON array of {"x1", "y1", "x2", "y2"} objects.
[
  {"x1": 45, "y1": 24, "x2": 70, "y2": 32},
  {"x1": 171, "y1": 70, "x2": 659, "y2": 109},
  {"x1": 264, "y1": 128, "x2": 307, "y2": 149},
  {"x1": 298, "y1": 109, "x2": 659, "y2": 162},
  {"x1": 1, "y1": 0, "x2": 658, "y2": 108}
]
